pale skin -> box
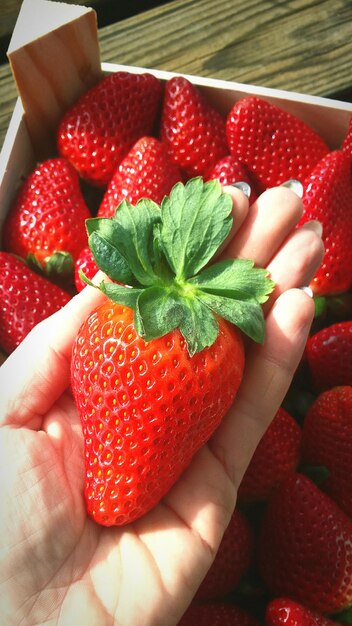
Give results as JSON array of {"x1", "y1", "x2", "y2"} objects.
[{"x1": 0, "y1": 185, "x2": 324, "y2": 626}]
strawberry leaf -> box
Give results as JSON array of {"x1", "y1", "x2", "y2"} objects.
[
  {"x1": 190, "y1": 258, "x2": 274, "y2": 303},
  {"x1": 335, "y1": 606, "x2": 352, "y2": 624},
  {"x1": 160, "y1": 177, "x2": 232, "y2": 280},
  {"x1": 99, "y1": 282, "x2": 143, "y2": 309},
  {"x1": 87, "y1": 178, "x2": 275, "y2": 354},
  {"x1": 87, "y1": 218, "x2": 138, "y2": 286},
  {"x1": 177, "y1": 296, "x2": 219, "y2": 355},
  {"x1": 198, "y1": 291, "x2": 266, "y2": 343},
  {"x1": 112, "y1": 198, "x2": 163, "y2": 285},
  {"x1": 136, "y1": 286, "x2": 182, "y2": 339},
  {"x1": 87, "y1": 198, "x2": 163, "y2": 286},
  {"x1": 135, "y1": 285, "x2": 219, "y2": 354}
]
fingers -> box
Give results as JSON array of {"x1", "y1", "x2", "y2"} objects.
[
  {"x1": 209, "y1": 287, "x2": 315, "y2": 491},
  {"x1": 0, "y1": 275, "x2": 107, "y2": 429},
  {"x1": 217, "y1": 185, "x2": 250, "y2": 253},
  {"x1": 221, "y1": 184, "x2": 324, "y2": 312},
  {"x1": 222, "y1": 186, "x2": 304, "y2": 266},
  {"x1": 264, "y1": 220, "x2": 324, "y2": 312}
]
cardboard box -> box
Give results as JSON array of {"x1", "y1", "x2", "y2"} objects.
[{"x1": 1, "y1": 0, "x2": 352, "y2": 232}]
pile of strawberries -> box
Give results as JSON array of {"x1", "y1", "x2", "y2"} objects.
[{"x1": 1, "y1": 70, "x2": 352, "y2": 625}]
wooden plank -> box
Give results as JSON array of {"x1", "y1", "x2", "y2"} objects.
[
  {"x1": 0, "y1": 0, "x2": 100, "y2": 39},
  {"x1": 98, "y1": 0, "x2": 352, "y2": 98},
  {"x1": 6, "y1": 0, "x2": 103, "y2": 158},
  {"x1": 1, "y1": 0, "x2": 352, "y2": 152}
]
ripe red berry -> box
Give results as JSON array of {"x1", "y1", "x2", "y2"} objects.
[
  {"x1": 57, "y1": 71, "x2": 162, "y2": 187},
  {"x1": 160, "y1": 76, "x2": 228, "y2": 178},
  {"x1": 0, "y1": 252, "x2": 71, "y2": 353},
  {"x1": 226, "y1": 96, "x2": 329, "y2": 190}
]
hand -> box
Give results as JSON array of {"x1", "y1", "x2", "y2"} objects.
[{"x1": 0, "y1": 184, "x2": 323, "y2": 626}]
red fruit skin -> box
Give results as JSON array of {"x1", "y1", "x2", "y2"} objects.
[
  {"x1": 226, "y1": 96, "x2": 329, "y2": 189},
  {"x1": 57, "y1": 71, "x2": 162, "y2": 187},
  {"x1": 195, "y1": 507, "x2": 253, "y2": 600},
  {"x1": 298, "y1": 150, "x2": 352, "y2": 296},
  {"x1": 237, "y1": 407, "x2": 302, "y2": 504},
  {"x1": 302, "y1": 386, "x2": 352, "y2": 519},
  {"x1": 160, "y1": 76, "x2": 228, "y2": 178},
  {"x1": 306, "y1": 321, "x2": 352, "y2": 391},
  {"x1": 258, "y1": 473, "x2": 352, "y2": 614},
  {"x1": 341, "y1": 116, "x2": 352, "y2": 157},
  {"x1": 266, "y1": 597, "x2": 342, "y2": 626},
  {"x1": 178, "y1": 602, "x2": 261, "y2": 626},
  {"x1": 206, "y1": 155, "x2": 258, "y2": 204},
  {"x1": 71, "y1": 302, "x2": 244, "y2": 526},
  {"x1": 97, "y1": 136, "x2": 183, "y2": 218},
  {"x1": 2, "y1": 158, "x2": 91, "y2": 268},
  {"x1": 74, "y1": 246, "x2": 99, "y2": 292},
  {"x1": 0, "y1": 252, "x2": 71, "y2": 353}
]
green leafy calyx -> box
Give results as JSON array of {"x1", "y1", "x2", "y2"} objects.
[{"x1": 86, "y1": 177, "x2": 274, "y2": 355}]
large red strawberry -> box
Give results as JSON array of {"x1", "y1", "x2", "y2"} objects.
[
  {"x1": 341, "y1": 115, "x2": 352, "y2": 157},
  {"x1": 226, "y1": 96, "x2": 329, "y2": 190},
  {"x1": 0, "y1": 252, "x2": 71, "y2": 353},
  {"x1": 302, "y1": 386, "x2": 352, "y2": 519},
  {"x1": 57, "y1": 71, "x2": 162, "y2": 187},
  {"x1": 74, "y1": 246, "x2": 99, "y2": 292},
  {"x1": 97, "y1": 136, "x2": 183, "y2": 218},
  {"x1": 206, "y1": 155, "x2": 258, "y2": 204},
  {"x1": 237, "y1": 407, "x2": 302, "y2": 504},
  {"x1": 306, "y1": 321, "x2": 352, "y2": 391},
  {"x1": 178, "y1": 602, "x2": 261, "y2": 626},
  {"x1": 195, "y1": 507, "x2": 253, "y2": 600},
  {"x1": 2, "y1": 158, "x2": 91, "y2": 281},
  {"x1": 258, "y1": 472, "x2": 352, "y2": 614},
  {"x1": 160, "y1": 76, "x2": 228, "y2": 178},
  {"x1": 71, "y1": 178, "x2": 274, "y2": 526},
  {"x1": 298, "y1": 150, "x2": 352, "y2": 296},
  {"x1": 265, "y1": 598, "x2": 342, "y2": 625}
]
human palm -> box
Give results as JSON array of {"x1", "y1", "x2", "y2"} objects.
[{"x1": 0, "y1": 185, "x2": 323, "y2": 626}]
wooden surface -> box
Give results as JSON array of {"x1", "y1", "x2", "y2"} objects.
[
  {"x1": 7, "y1": 0, "x2": 103, "y2": 158},
  {"x1": 1, "y1": 0, "x2": 352, "y2": 151}
]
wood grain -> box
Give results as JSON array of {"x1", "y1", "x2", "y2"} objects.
[
  {"x1": 0, "y1": 0, "x2": 99, "y2": 39},
  {"x1": 1, "y1": 0, "x2": 352, "y2": 150},
  {"x1": 7, "y1": 0, "x2": 102, "y2": 158},
  {"x1": 98, "y1": 0, "x2": 352, "y2": 96}
]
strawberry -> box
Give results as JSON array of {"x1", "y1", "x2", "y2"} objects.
[
  {"x1": 97, "y1": 136, "x2": 183, "y2": 218},
  {"x1": 298, "y1": 150, "x2": 352, "y2": 296},
  {"x1": 195, "y1": 507, "x2": 253, "y2": 600},
  {"x1": 265, "y1": 598, "x2": 342, "y2": 625},
  {"x1": 71, "y1": 178, "x2": 274, "y2": 526},
  {"x1": 302, "y1": 386, "x2": 352, "y2": 519},
  {"x1": 206, "y1": 155, "x2": 258, "y2": 204},
  {"x1": 57, "y1": 71, "x2": 162, "y2": 187},
  {"x1": 306, "y1": 321, "x2": 352, "y2": 391},
  {"x1": 74, "y1": 246, "x2": 99, "y2": 292},
  {"x1": 237, "y1": 407, "x2": 302, "y2": 504},
  {"x1": 226, "y1": 96, "x2": 329, "y2": 190},
  {"x1": 178, "y1": 602, "x2": 261, "y2": 626},
  {"x1": 160, "y1": 76, "x2": 228, "y2": 178},
  {"x1": 258, "y1": 472, "x2": 352, "y2": 614},
  {"x1": 341, "y1": 115, "x2": 352, "y2": 158},
  {"x1": 2, "y1": 158, "x2": 91, "y2": 282},
  {"x1": 0, "y1": 252, "x2": 71, "y2": 353}
]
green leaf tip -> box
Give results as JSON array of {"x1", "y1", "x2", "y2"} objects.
[
  {"x1": 86, "y1": 177, "x2": 275, "y2": 354},
  {"x1": 27, "y1": 250, "x2": 74, "y2": 279}
]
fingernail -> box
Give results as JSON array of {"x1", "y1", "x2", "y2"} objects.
[
  {"x1": 231, "y1": 181, "x2": 251, "y2": 198},
  {"x1": 299, "y1": 285, "x2": 314, "y2": 298},
  {"x1": 280, "y1": 179, "x2": 304, "y2": 198},
  {"x1": 301, "y1": 219, "x2": 323, "y2": 237}
]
